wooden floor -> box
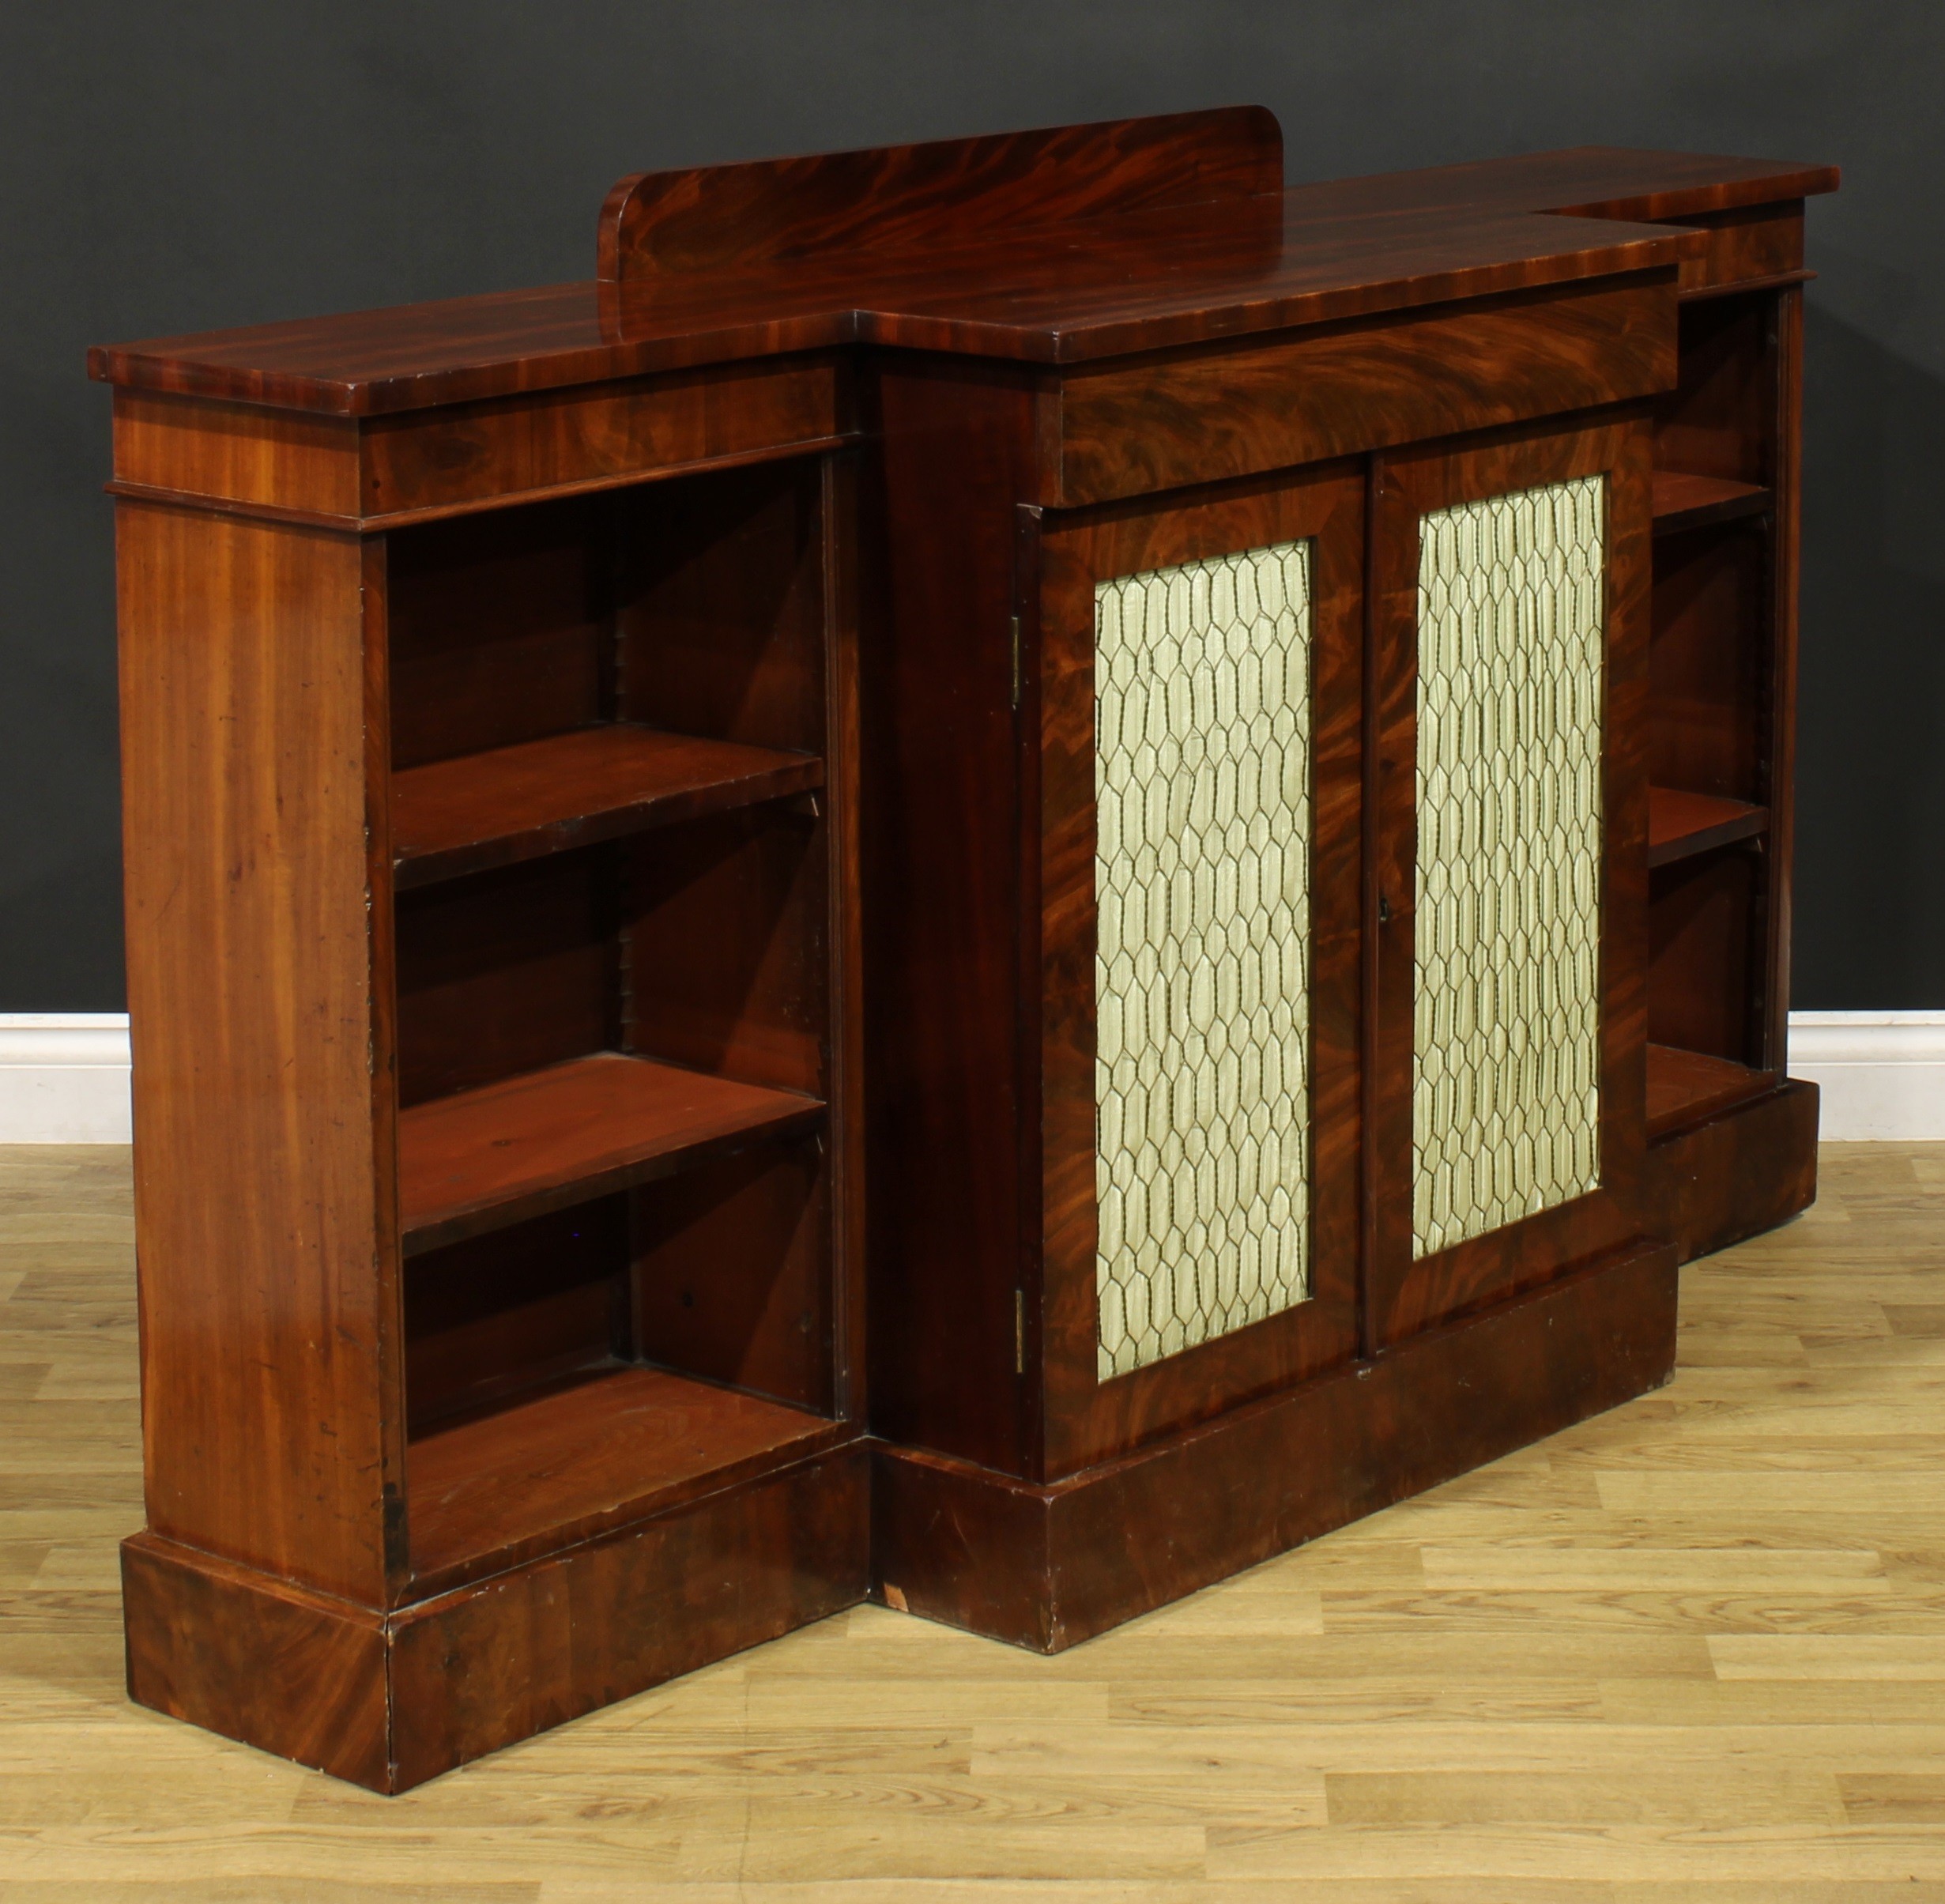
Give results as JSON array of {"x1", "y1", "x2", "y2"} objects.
[{"x1": 6, "y1": 1144, "x2": 1945, "y2": 1899}]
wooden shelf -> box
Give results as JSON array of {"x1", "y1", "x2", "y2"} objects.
[
  {"x1": 1647, "y1": 1042, "x2": 1775, "y2": 1139},
  {"x1": 1648, "y1": 786, "x2": 1769, "y2": 869},
  {"x1": 399, "y1": 1051, "x2": 824, "y2": 1255},
  {"x1": 407, "y1": 1363, "x2": 843, "y2": 1591},
  {"x1": 392, "y1": 724, "x2": 824, "y2": 889},
  {"x1": 1651, "y1": 469, "x2": 1772, "y2": 536}
]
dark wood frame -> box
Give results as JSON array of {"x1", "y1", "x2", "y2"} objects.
[
  {"x1": 1032, "y1": 465, "x2": 1366, "y2": 1477},
  {"x1": 1369, "y1": 413, "x2": 1654, "y2": 1343}
]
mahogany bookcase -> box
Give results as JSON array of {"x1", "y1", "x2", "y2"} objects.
[{"x1": 89, "y1": 107, "x2": 1836, "y2": 1789}]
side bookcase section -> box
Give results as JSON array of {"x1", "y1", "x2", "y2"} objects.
[
  {"x1": 384, "y1": 454, "x2": 867, "y2": 1596},
  {"x1": 120, "y1": 414, "x2": 870, "y2": 1793},
  {"x1": 1642, "y1": 269, "x2": 1819, "y2": 1253}
]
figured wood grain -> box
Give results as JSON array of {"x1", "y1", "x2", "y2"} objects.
[
  {"x1": 390, "y1": 1442, "x2": 868, "y2": 1788},
  {"x1": 116, "y1": 500, "x2": 399, "y2": 1606},
  {"x1": 85, "y1": 117, "x2": 1837, "y2": 1809},
  {"x1": 360, "y1": 355, "x2": 849, "y2": 525},
  {"x1": 92, "y1": 135, "x2": 1834, "y2": 413},
  {"x1": 1666, "y1": 201, "x2": 1805, "y2": 294},
  {"x1": 405, "y1": 1363, "x2": 843, "y2": 1594},
  {"x1": 121, "y1": 1531, "x2": 392, "y2": 1789},
  {"x1": 112, "y1": 390, "x2": 360, "y2": 515},
  {"x1": 398, "y1": 1051, "x2": 824, "y2": 1255},
  {"x1": 1648, "y1": 786, "x2": 1770, "y2": 868},
  {"x1": 875, "y1": 1238, "x2": 1679, "y2": 1651},
  {"x1": 112, "y1": 1415, "x2": 867, "y2": 1790},
  {"x1": 598, "y1": 107, "x2": 1282, "y2": 280},
  {"x1": 1056, "y1": 280, "x2": 1676, "y2": 507},
  {"x1": 90, "y1": 205, "x2": 1705, "y2": 411},
  {"x1": 390, "y1": 724, "x2": 824, "y2": 888}
]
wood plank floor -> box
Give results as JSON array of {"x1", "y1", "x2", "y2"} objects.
[{"x1": 5, "y1": 1142, "x2": 1945, "y2": 1899}]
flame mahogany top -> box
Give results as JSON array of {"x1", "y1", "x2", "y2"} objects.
[{"x1": 88, "y1": 109, "x2": 1838, "y2": 417}]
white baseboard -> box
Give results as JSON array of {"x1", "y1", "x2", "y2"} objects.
[
  {"x1": 0, "y1": 1015, "x2": 134, "y2": 1144},
  {"x1": 1, "y1": 1009, "x2": 1941, "y2": 1145},
  {"x1": 1787, "y1": 1010, "x2": 1945, "y2": 1141}
]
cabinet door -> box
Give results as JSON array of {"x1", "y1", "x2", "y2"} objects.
[
  {"x1": 1370, "y1": 416, "x2": 1652, "y2": 1345},
  {"x1": 1030, "y1": 464, "x2": 1363, "y2": 1480}
]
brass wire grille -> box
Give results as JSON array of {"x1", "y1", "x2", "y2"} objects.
[
  {"x1": 1413, "y1": 476, "x2": 1606, "y2": 1259},
  {"x1": 1094, "y1": 541, "x2": 1314, "y2": 1380}
]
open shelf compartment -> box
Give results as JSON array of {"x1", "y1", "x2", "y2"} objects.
[
  {"x1": 407, "y1": 1362, "x2": 843, "y2": 1593},
  {"x1": 1645, "y1": 281, "x2": 1791, "y2": 1105},
  {"x1": 1648, "y1": 786, "x2": 1769, "y2": 869},
  {"x1": 1650, "y1": 469, "x2": 1771, "y2": 535},
  {"x1": 393, "y1": 724, "x2": 824, "y2": 889},
  {"x1": 398, "y1": 1050, "x2": 824, "y2": 1255},
  {"x1": 383, "y1": 449, "x2": 854, "y2": 1593}
]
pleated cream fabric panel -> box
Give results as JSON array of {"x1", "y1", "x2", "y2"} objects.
[
  {"x1": 1095, "y1": 541, "x2": 1313, "y2": 1380},
  {"x1": 1413, "y1": 476, "x2": 1605, "y2": 1259}
]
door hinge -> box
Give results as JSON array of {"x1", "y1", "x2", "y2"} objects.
[
  {"x1": 1014, "y1": 1288, "x2": 1026, "y2": 1375},
  {"x1": 1009, "y1": 614, "x2": 1023, "y2": 711}
]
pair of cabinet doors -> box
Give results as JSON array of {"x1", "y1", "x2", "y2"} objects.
[{"x1": 1023, "y1": 413, "x2": 1652, "y2": 1480}]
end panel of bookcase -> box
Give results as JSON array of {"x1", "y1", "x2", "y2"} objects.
[{"x1": 117, "y1": 495, "x2": 402, "y2": 1609}]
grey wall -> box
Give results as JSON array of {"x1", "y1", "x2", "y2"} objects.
[{"x1": 2, "y1": 0, "x2": 1936, "y2": 1009}]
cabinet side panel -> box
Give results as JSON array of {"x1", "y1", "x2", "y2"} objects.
[
  {"x1": 860, "y1": 358, "x2": 1038, "y2": 1473},
  {"x1": 119, "y1": 502, "x2": 394, "y2": 1604},
  {"x1": 1762, "y1": 287, "x2": 1804, "y2": 1073}
]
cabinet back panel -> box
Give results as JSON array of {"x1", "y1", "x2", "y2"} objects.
[
  {"x1": 388, "y1": 496, "x2": 614, "y2": 770},
  {"x1": 405, "y1": 1200, "x2": 628, "y2": 1435},
  {"x1": 395, "y1": 852, "x2": 616, "y2": 1107},
  {"x1": 619, "y1": 459, "x2": 825, "y2": 754},
  {"x1": 631, "y1": 1141, "x2": 831, "y2": 1412},
  {"x1": 624, "y1": 810, "x2": 827, "y2": 1098},
  {"x1": 1650, "y1": 524, "x2": 1766, "y2": 803},
  {"x1": 1654, "y1": 294, "x2": 1773, "y2": 486},
  {"x1": 1649, "y1": 852, "x2": 1761, "y2": 1062}
]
